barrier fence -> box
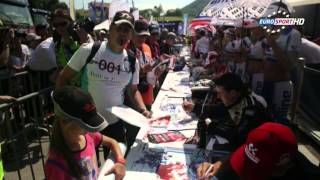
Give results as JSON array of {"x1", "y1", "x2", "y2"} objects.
[
  {"x1": 0, "y1": 69, "x2": 54, "y2": 180},
  {"x1": 0, "y1": 87, "x2": 53, "y2": 180},
  {"x1": 299, "y1": 67, "x2": 320, "y2": 125}
]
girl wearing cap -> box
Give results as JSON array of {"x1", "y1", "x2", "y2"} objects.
[{"x1": 45, "y1": 86, "x2": 126, "y2": 180}]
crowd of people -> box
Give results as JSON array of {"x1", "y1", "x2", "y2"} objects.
[
  {"x1": 185, "y1": 1, "x2": 320, "y2": 179},
  {"x1": 0, "y1": 1, "x2": 320, "y2": 180},
  {"x1": 0, "y1": 3, "x2": 184, "y2": 180}
]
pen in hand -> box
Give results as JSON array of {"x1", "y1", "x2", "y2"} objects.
[{"x1": 204, "y1": 164, "x2": 214, "y2": 179}]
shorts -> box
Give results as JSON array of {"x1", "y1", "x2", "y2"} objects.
[{"x1": 262, "y1": 80, "x2": 293, "y2": 124}]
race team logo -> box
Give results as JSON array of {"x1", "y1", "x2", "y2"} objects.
[{"x1": 245, "y1": 143, "x2": 260, "y2": 164}]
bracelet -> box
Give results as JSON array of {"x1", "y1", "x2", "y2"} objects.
[{"x1": 115, "y1": 157, "x2": 126, "y2": 165}]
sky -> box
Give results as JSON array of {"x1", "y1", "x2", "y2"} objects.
[{"x1": 60, "y1": 0, "x2": 195, "y2": 11}]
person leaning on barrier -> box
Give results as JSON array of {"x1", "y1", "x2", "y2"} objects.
[
  {"x1": 0, "y1": 95, "x2": 16, "y2": 104},
  {"x1": 183, "y1": 73, "x2": 271, "y2": 149},
  {"x1": 0, "y1": 22, "x2": 11, "y2": 69},
  {"x1": 56, "y1": 11, "x2": 151, "y2": 158}
]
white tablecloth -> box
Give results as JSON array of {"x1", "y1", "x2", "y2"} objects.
[{"x1": 98, "y1": 47, "x2": 201, "y2": 180}]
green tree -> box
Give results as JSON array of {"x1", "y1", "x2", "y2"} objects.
[
  {"x1": 166, "y1": 9, "x2": 182, "y2": 16},
  {"x1": 157, "y1": 4, "x2": 163, "y2": 15},
  {"x1": 29, "y1": 0, "x2": 60, "y2": 11},
  {"x1": 140, "y1": 9, "x2": 153, "y2": 19}
]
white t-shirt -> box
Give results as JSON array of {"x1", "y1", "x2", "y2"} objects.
[
  {"x1": 300, "y1": 38, "x2": 320, "y2": 64},
  {"x1": 224, "y1": 37, "x2": 251, "y2": 53},
  {"x1": 68, "y1": 41, "x2": 140, "y2": 124},
  {"x1": 265, "y1": 28, "x2": 301, "y2": 62},
  {"x1": 28, "y1": 37, "x2": 57, "y2": 71},
  {"x1": 248, "y1": 38, "x2": 266, "y2": 60},
  {"x1": 195, "y1": 36, "x2": 210, "y2": 54},
  {"x1": 10, "y1": 44, "x2": 30, "y2": 68}
]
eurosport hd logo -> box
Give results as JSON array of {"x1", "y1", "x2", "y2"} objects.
[
  {"x1": 259, "y1": 9, "x2": 305, "y2": 34},
  {"x1": 259, "y1": 18, "x2": 305, "y2": 26}
]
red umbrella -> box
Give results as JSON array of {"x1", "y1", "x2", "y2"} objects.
[{"x1": 188, "y1": 17, "x2": 215, "y2": 36}]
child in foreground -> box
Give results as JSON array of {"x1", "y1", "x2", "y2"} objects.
[{"x1": 45, "y1": 86, "x2": 126, "y2": 180}]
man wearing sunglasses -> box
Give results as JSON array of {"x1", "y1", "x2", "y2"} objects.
[
  {"x1": 56, "y1": 11, "x2": 151, "y2": 158},
  {"x1": 51, "y1": 8, "x2": 80, "y2": 68}
]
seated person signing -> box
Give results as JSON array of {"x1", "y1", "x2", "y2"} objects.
[
  {"x1": 183, "y1": 73, "x2": 271, "y2": 149},
  {"x1": 197, "y1": 122, "x2": 320, "y2": 180}
]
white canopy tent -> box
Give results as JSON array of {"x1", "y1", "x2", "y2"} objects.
[
  {"x1": 199, "y1": 0, "x2": 296, "y2": 26},
  {"x1": 200, "y1": 0, "x2": 272, "y2": 15},
  {"x1": 94, "y1": 19, "x2": 110, "y2": 31},
  {"x1": 288, "y1": 0, "x2": 320, "y2": 6}
]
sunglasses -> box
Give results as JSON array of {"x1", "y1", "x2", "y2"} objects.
[
  {"x1": 116, "y1": 24, "x2": 132, "y2": 33},
  {"x1": 53, "y1": 21, "x2": 68, "y2": 28}
]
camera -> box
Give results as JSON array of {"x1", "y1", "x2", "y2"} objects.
[
  {"x1": 15, "y1": 31, "x2": 27, "y2": 38},
  {"x1": 74, "y1": 17, "x2": 94, "y2": 33}
]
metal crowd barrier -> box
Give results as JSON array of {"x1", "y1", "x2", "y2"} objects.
[
  {"x1": 290, "y1": 58, "x2": 306, "y2": 124},
  {"x1": 299, "y1": 67, "x2": 320, "y2": 124},
  {"x1": 0, "y1": 71, "x2": 34, "y2": 97},
  {"x1": 0, "y1": 70, "x2": 54, "y2": 97},
  {"x1": 0, "y1": 87, "x2": 53, "y2": 180}
]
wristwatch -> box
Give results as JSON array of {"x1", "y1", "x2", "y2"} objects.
[{"x1": 115, "y1": 156, "x2": 126, "y2": 165}]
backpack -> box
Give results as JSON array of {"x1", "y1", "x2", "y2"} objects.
[{"x1": 84, "y1": 41, "x2": 136, "y2": 74}]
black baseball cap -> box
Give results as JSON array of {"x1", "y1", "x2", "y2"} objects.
[
  {"x1": 167, "y1": 32, "x2": 176, "y2": 39},
  {"x1": 79, "y1": 17, "x2": 95, "y2": 33},
  {"x1": 112, "y1": 11, "x2": 134, "y2": 29},
  {"x1": 149, "y1": 23, "x2": 160, "y2": 34},
  {"x1": 134, "y1": 20, "x2": 150, "y2": 36},
  {"x1": 52, "y1": 86, "x2": 108, "y2": 132}
]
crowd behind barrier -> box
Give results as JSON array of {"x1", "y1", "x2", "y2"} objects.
[{"x1": 0, "y1": 86, "x2": 53, "y2": 180}]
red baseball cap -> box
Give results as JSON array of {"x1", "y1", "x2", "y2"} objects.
[
  {"x1": 230, "y1": 122, "x2": 297, "y2": 180},
  {"x1": 207, "y1": 51, "x2": 219, "y2": 63}
]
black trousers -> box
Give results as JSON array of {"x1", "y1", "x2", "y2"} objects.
[
  {"x1": 100, "y1": 120, "x2": 126, "y2": 159},
  {"x1": 99, "y1": 119, "x2": 141, "y2": 159}
]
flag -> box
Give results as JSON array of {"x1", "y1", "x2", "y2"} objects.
[
  {"x1": 69, "y1": 0, "x2": 76, "y2": 21},
  {"x1": 100, "y1": 0, "x2": 105, "y2": 22},
  {"x1": 109, "y1": 0, "x2": 130, "y2": 20},
  {"x1": 132, "y1": 9, "x2": 139, "y2": 20},
  {"x1": 183, "y1": 14, "x2": 189, "y2": 35},
  {"x1": 89, "y1": 0, "x2": 97, "y2": 22}
]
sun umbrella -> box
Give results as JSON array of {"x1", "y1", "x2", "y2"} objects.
[
  {"x1": 208, "y1": 6, "x2": 267, "y2": 26},
  {"x1": 201, "y1": 0, "x2": 272, "y2": 14},
  {"x1": 188, "y1": 17, "x2": 214, "y2": 36}
]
